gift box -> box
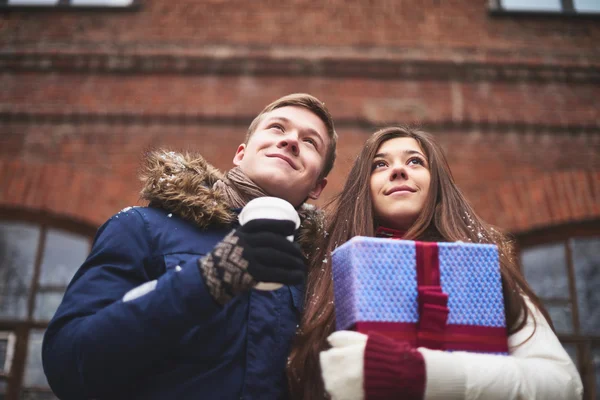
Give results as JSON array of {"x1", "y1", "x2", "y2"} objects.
[{"x1": 331, "y1": 237, "x2": 509, "y2": 354}]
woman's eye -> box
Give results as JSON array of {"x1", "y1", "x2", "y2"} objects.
[
  {"x1": 372, "y1": 161, "x2": 387, "y2": 170},
  {"x1": 408, "y1": 157, "x2": 425, "y2": 166},
  {"x1": 270, "y1": 124, "x2": 284, "y2": 131}
]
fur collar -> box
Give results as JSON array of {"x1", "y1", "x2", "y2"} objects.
[{"x1": 139, "y1": 150, "x2": 325, "y2": 254}]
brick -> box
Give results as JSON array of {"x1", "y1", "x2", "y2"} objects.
[
  {"x1": 567, "y1": 170, "x2": 591, "y2": 220},
  {"x1": 526, "y1": 178, "x2": 551, "y2": 228},
  {"x1": 20, "y1": 163, "x2": 41, "y2": 209},
  {"x1": 590, "y1": 171, "x2": 600, "y2": 216},
  {"x1": 4, "y1": 160, "x2": 25, "y2": 205}
]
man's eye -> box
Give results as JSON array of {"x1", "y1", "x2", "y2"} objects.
[
  {"x1": 304, "y1": 138, "x2": 317, "y2": 147},
  {"x1": 270, "y1": 124, "x2": 284, "y2": 131}
]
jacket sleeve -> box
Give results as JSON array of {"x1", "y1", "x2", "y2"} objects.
[
  {"x1": 42, "y1": 210, "x2": 222, "y2": 400},
  {"x1": 420, "y1": 298, "x2": 583, "y2": 400}
]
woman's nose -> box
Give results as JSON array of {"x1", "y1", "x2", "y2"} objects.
[{"x1": 390, "y1": 164, "x2": 408, "y2": 181}]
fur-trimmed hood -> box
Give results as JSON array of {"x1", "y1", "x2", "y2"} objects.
[{"x1": 139, "y1": 150, "x2": 325, "y2": 254}]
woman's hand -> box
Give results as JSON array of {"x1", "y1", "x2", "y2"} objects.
[
  {"x1": 320, "y1": 330, "x2": 426, "y2": 400},
  {"x1": 320, "y1": 331, "x2": 368, "y2": 400}
]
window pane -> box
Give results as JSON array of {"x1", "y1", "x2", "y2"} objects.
[
  {"x1": 23, "y1": 330, "x2": 51, "y2": 389},
  {"x1": 545, "y1": 303, "x2": 574, "y2": 334},
  {"x1": 33, "y1": 292, "x2": 64, "y2": 322},
  {"x1": 71, "y1": 0, "x2": 133, "y2": 5},
  {"x1": 521, "y1": 242, "x2": 570, "y2": 300},
  {"x1": 7, "y1": 0, "x2": 58, "y2": 5},
  {"x1": 20, "y1": 389, "x2": 57, "y2": 400},
  {"x1": 0, "y1": 332, "x2": 15, "y2": 374},
  {"x1": 39, "y1": 229, "x2": 89, "y2": 287},
  {"x1": 0, "y1": 223, "x2": 39, "y2": 318},
  {"x1": 574, "y1": 0, "x2": 600, "y2": 12},
  {"x1": 501, "y1": 0, "x2": 562, "y2": 11},
  {"x1": 570, "y1": 237, "x2": 600, "y2": 335}
]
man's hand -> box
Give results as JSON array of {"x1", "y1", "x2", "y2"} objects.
[{"x1": 198, "y1": 219, "x2": 305, "y2": 305}]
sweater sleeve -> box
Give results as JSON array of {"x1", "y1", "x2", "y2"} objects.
[
  {"x1": 42, "y1": 210, "x2": 222, "y2": 400},
  {"x1": 419, "y1": 298, "x2": 583, "y2": 400}
]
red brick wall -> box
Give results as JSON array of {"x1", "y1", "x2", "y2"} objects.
[
  {"x1": 1, "y1": 0, "x2": 599, "y2": 234},
  {"x1": 2, "y1": 0, "x2": 599, "y2": 51}
]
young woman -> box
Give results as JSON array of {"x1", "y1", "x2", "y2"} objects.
[{"x1": 287, "y1": 127, "x2": 582, "y2": 400}]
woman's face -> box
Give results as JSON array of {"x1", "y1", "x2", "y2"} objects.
[{"x1": 369, "y1": 137, "x2": 431, "y2": 231}]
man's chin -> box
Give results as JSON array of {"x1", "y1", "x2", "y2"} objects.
[
  {"x1": 245, "y1": 166, "x2": 312, "y2": 204},
  {"x1": 263, "y1": 182, "x2": 292, "y2": 199},
  {"x1": 253, "y1": 174, "x2": 290, "y2": 196}
]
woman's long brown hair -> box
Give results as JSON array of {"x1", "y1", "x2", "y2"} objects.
[{"x1": 287, "y1": 126, "x2": 551, "y2": 399}]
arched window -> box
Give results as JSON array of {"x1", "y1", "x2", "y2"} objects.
[
  {"x1": 517, "y1": 220, "x2": 600, "y2": 400},
  {"x1": 0, "y1": 209, "x2": 96, "y2": 400}
]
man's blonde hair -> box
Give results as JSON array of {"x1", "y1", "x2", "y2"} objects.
[{"x1": 246, "y1": 93, "x2": 337, "y2": 179}]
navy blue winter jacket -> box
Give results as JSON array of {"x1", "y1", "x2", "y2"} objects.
[{"x1": 42, "y1": 152, "x2": 321, "y2": 400}]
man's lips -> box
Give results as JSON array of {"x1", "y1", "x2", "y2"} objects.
[
  {"x1": 267, "y1": 154, "x2": 298, "y2": 170},
  {"x1": 385, "y1": 185, "x2": 416, "y2": 195}
]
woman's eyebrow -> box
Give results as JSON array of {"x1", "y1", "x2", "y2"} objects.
[{"x1": 374, "y1": 150, "x2": 424, "y2": 158}]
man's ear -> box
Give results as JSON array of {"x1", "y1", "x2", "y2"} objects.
[
  {"x1": 308, "y1": 178, "x2": 327, "y2": 200},
  {"x1": 232, "y1": 144, "x2": 246, "y2": 166}
]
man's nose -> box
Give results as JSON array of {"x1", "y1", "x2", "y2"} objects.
[{"x1": 277, "y1": 133, "x2": 299, "y2": 155}]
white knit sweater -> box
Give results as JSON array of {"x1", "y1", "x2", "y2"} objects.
[
  {"x1": 320, "y1": 298, "x2": 583, "y2": 400},
  {"x1": 421, "y1": 299, "x2": 583, "y2": 400}
]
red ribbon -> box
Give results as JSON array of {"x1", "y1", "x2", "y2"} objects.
[
  {"x1": 356, "y1": 321, "x2": 509, "y2": 353},
  {"x1": 415, "y1": 242, "x2": 449, "y2": 350}
]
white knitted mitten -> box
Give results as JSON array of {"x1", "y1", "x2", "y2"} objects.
[{"x1": 319, "y1": 331, "x2": 368, "y2": 400}]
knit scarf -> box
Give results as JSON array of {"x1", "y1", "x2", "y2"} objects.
[
  {"x1": 213, "y1": 166, "x2": 314, "y2": 221},
  {"x1": 213, "y1": 167, "x2": 267, "y2": 209}
]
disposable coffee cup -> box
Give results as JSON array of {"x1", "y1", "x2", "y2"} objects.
[{"x1": 238, "y1": 196, "x2": 301, "y2": 291}]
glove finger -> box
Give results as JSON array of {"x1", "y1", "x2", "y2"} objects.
[
  {"x1": 244, "y1": 233, "x2": 304, "y2": 257},
  {"x1": 252, "y1": 248, "x2": 306, "y2": 271},
  {"x1": 327, "y1": 331, "x2": 369, "y2": 348},
  {"x1": 320, "y1": 345, "x2": 365, "y2": 365},
  {"x1": 250, "y1": 265, "x2": 305, "y2": 285},
  {"x1": 240, "y1": 219, "x2": 297, "y2": 237},
  {"x1": 320, "y1": 347, "x2": 347, "y2": 368}
]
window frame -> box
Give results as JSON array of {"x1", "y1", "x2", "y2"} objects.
[
  {"x1": 0, "y1": 208, "x2": 96, "y2": 400},
  {"x1": 0, "y1": 0, "x2": 141, "y2": 11},
  {"x1": 489, "y1": 0, "x2": 600, "y2": 18},
  {"x1": 516, "y1": 219, "x2": 600, "y2": 400}
]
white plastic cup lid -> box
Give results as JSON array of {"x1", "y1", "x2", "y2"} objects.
[{"x1": 238, "y1": 196, "x2": 300, "y2": 229}]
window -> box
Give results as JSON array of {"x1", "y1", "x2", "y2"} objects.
[
  {"x1": 518, "y1": 221, "x2": 600, "y2": 400},
  {"x1": 490, "y1": 0, "x2": 600, "y2": 15},
  {"x1": 0, "y1": 0, "x2": 139, "y2": 10},
  {"x1": 0, "y1": 209, "x2": 95, "y2": 400}
]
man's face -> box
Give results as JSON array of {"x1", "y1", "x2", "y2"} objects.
[{"x1": 233, "y1": 106, "x2": 329, "y2": 207}]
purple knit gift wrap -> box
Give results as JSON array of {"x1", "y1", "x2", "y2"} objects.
[{"x1": 331, "y1": 237, "x2": 509, "y2": 353}]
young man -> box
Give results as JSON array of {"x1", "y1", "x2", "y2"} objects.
[{"x1": 42, "y1": 94, "x2": 338, "y2": 400}]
